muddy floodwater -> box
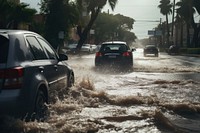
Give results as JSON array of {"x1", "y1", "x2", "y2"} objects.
[{"x1": 1, "y1": 51, "x2": 200, "y2": 133}]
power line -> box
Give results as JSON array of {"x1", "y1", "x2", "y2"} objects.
[{"x1": 135, "y1": 20, "x2": 160, "y2": 22}]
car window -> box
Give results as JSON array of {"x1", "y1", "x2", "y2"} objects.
[
  {"x1": 0, "y1": 35, "x2": 9, "y2": 63},
  {"x1": 101, "y1": 44, "x2": 127, "y2": 52},
  {"x1": 26, "y1": 36, "x2": 47, "y2": 60},
  {"x1": 37, "y1": 37, "x2": 57, "y2": 60},
  {"x1": 68, "y1": 44, "x2": 77, "y2": 49}
]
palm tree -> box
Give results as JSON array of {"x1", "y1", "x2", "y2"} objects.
[
  {"x1": 0, "y1": 1, "x2": 36, "y2": 29},
  {"x1": 176, "y1": 0, "x2": 192, "y2": 47},
  {"x1": 158, "y1": 0, "x2": 172, "y2": 47},
  {"x1": 193, "y1": 0, "x2": 200, "y2": 13},
  {"x1": 75, "y1": 0, "x2": 118, "y2": 53},
  {"x1": 9, "y1": 3, "x2": 37, "y2": 29},
  {"x1": 176, "y1": 0, "x2": 200, "y2": 48},
  {"x1": 0, "y1": 0, "x2": 10, "y2": 28},
  {"x1": 174, "y1": 14, "x2": 184, "y2": 47},
  {"x1": 41, "y1": 0, "x2": 79, "y2": 49},
  {"x1": 193, "y1": 0, "x2": 200, "y2": 47}
]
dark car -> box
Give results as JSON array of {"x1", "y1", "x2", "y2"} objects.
[
  {"x1": 168, "y1": 45, "x2": 179, "y2": 55},
  {"x1": 65, "y1": 44, "x2": 93, "y2": 54},
  {"x1": 143, "y1": 45, "x2": 159, "y2": 57},
  {"x1": 0, "y1": 30, "x2": 74, "y2": 120},
  {"x1": 65, "y1": 43, "x2": 77, "y2": 54},
  {"x1": 95, "y1": 41, "x2": 134, "y2": 69}
]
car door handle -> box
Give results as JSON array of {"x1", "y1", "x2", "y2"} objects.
[{"x1": 39, "y1": 66, "x2": 44, "y2": 73}]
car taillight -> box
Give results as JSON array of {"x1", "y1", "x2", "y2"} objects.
[
  {"x1": 0, "y1": 67, "x2": 24, "y2": 89},
  {"x1": 123, "y1": 52, "x2": 132, "y2": 56},
  {"x1": 96, "y1": 52, "x2": 102, "y2": 57}
]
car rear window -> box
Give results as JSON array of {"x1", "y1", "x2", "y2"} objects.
[
  {"x1": 146, "y1": 45, "x2": 156, "y2": 48},
  {"x1": 0, "y1": 35, "x2": 9, "y2": 63},
  {"x1": 100, "y1": 44, "x2": 128, "y2": 52}
]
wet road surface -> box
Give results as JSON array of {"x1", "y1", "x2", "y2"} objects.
[{"x1": 1, "y1": 49, "x2": 200, "y2": 133}]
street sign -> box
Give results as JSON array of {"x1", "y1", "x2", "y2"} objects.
[
  {"x1": 148, "y1": 30, "x2": 155, "y2": 35},
  {"x1": 148, "y1": 30, "x2": 162, "y2": 36},
  {"x1": 155, "y1": 30, "x2": 162, "y2": 36}
]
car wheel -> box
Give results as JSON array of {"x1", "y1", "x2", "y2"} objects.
[
  {"x1": 95, "y1": 62, "x2": 101, "y2": 67},
  {"x1": 68, "y1": 72, "x2": 74, "y2": 87},
  {"x1": 127, "y1": 61, "x2": 133, "y2": 69},
  {"x1": 33, "y1": 90, "x2": 48, "y2": 121},
  {"x1": 155, "y1": 53, "x2": 158, "y2": 57}
]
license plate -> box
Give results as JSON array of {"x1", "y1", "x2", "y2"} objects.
[{"x1": 108, "y1": 55, "x2": 116, "y2": 58}]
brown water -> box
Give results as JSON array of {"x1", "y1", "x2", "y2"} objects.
[{"x1": 1, "y1": 54, "x2": 200, "y2": 133}]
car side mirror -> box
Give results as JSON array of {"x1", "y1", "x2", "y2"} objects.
[{"x1": 58, "y1": 54, "x2": 68, "y2": 61}]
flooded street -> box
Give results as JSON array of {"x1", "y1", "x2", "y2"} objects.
[
  {"x1": 1, "y1": 49, "x2": 200, "y2": 133},
  {"x1": 1, "y1": 0, "x2": 200, "y2": 132}
]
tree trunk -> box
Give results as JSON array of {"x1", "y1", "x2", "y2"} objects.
[
  {"x1": 76, "y1": 8, "x2": 100, "y2": 54},
  {"x1": 171, "y1": 0, "x2": 175, "y2": 37},
  {"x1": 180, "y1": 21, "x2": 183, "y2": 47},
  {"x1": 166, "y1": 14, "x2": 170, "y2": 47},
  {"x1": 186, "y1": 23, "x2": 190, "y2": 48},
  {"x1": 191, "y1": 28, "x2": 199, "y2": 48},
  {"x1": 190, "y1": 17, "x2": 200, "y2": 48}
]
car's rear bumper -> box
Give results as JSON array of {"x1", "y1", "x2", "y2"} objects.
[
  {"x1": 0, "y1": 89, "x2": 32, "y2": 117},
  {"x1": 95, "y1": 58, "x2": 133, "y2": 67},
  {"x1": 144, "y1": 51, "x2": 158, "y2": 54}
]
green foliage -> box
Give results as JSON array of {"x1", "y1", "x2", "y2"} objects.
[
  {"x1": 0, "y1": 0, "x2": 36, "y2": 29},
  {"x1": 179, "y1": 48, "x2": 188, "y2": 53},
  {"x1": 39, "y1": 0, "x2": 49, "y2": 14},
  {"x1": 83, "y1": 0, "x2": 117, "y2": 11},
  {"x1": 93, "y1": 12, "x2": 136, "y2": 44},
  {"x1": 158, "y1": 0, "x2": 173, "y2": 46},
  {"x1": 193, "y1": 0, "x2": 200, "y2": 14},
  {"x1": 176, "y1": 0, "x2": 195, "y2": 22},
  {"x1": 176, "y1": 0, "x2": 200, "y2": 48},
  {"x1": 186, "y1": 48, "x2": 200, "y2": 54},
  {"x1": 42, "y1": 0, "x2": 79, "y2": 49},
  {"x1": 74, "y1": 0, "x2": 118, "y2": 53},
  {"x1": 179, "y1": 48, "x2": 200, "y2": 54},
  {"x1": 158, "y1": 0, "x2": 172, "y2": 15},
  {"x1": 0, "y1": 0, "x2": 10, "y2": 27}
]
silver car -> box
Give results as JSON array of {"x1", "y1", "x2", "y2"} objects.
[
  {"x1": 0, "y1": 30, "x2": 74, "y2": 120},
  {"x1": 81, "y1": 44, "x2": 92, "y2": 53}
]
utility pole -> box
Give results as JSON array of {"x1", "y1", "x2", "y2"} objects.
[{"x1": 160, "y1": 18, "x2": 163, "y2": 47}]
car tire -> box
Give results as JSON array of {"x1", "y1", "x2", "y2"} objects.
[
  {"x1": 126, "y1": 64, "x2": 133, "y2": 70},
  {"x1": 155, "y1": 53, "x2": 158, "y2": 57},
  {"x1": 33, "y1": 90, "x2": 48, "y2": 121},
  {"x1": 95, "y1": 62, "x2": 101, "y2": 67}
]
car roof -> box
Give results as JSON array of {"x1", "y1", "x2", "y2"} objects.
[
  {"x1": 146, "y1": 45, "x2": 157, "y2": 47},
  {"x1": 102, "y1": 41, "x2": 127, "y2": 45},
  {"x1": 0, "y1": 29, "x2": 38, "y2": 36}
]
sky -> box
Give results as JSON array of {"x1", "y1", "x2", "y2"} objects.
[
  {"x1": 102, "y1": 0, "x2": 165, "y2": 39},
  {"x1": 20, "y1": 0, "x2": 191, "y2": 39}
]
